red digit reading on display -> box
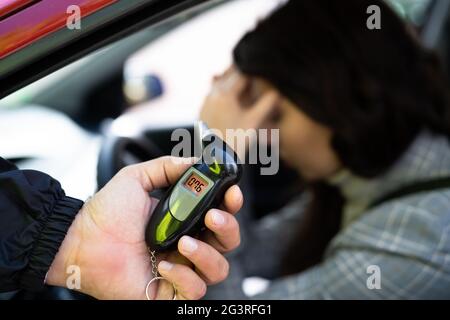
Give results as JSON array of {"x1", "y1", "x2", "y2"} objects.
[{"x1": 184, "y1": 173, "x2": 208, "y2": 195}]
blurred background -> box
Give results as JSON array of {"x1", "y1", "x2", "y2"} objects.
[
  {"x1": 0, "y1": 0, "x2": 447, "y2": 200},
  {"x1": 0, "y1": 0, "x2": 448, "y2": 300}
]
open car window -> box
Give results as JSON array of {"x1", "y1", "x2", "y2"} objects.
[{"x1": 386, "y1": 0, "x2": 433, "y2": 26}]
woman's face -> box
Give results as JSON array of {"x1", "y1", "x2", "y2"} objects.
[{"x1": 249, "y1": 78, "x2": 342, "y2": 181}]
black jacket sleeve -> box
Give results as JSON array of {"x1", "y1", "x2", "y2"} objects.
[{"x1": 0, "y1": 157, "x2": 84, "y2": 293}]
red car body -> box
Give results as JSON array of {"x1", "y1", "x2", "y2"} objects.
[{"x1": 0, "y1": 0, "x2": 117, "y2": 59}]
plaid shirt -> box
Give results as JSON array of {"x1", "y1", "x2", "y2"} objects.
[{"x1": 206, "y1": 131, "x2": 450, "y2": 299}]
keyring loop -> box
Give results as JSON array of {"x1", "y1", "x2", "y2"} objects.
[{"x1": 145, "y1": 276, "x2": 177, "y2": 300}]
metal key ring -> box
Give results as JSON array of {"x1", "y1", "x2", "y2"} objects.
[{"x1": 145, "y1": 276, "x2": 177, "y2": 300}]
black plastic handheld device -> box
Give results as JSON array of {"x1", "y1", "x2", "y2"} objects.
[{"x1": 145, "y1": 124, "x2": 242, "y2": 252}]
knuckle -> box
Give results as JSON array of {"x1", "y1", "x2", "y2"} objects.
[
  {"x1": 210, "y1": 259, "x2": 229, "y2": 284},
  {"x1": 223, "y1": 221, "x2": 240, "y2": 250},
  {"x1": 231, "y1": 235, "x2": 241, "y2": 251},
  {"x1": 228, "y1": 215, "x2": 239, "y2": 231},
  {"x1": 190, "y1": 282, "x2": 207, "y2": 300},
  {"x1": 220, "y1": 214, "x2": 236, "y2": 232},
  {"x1": 224, "y1": 236, "x2": 240, "y2": 253},
  {"x1": 160, "y1": 155, "x2": 173, "y2": 162},
  {"x1": 218, "y1": 260, "x2": 230, "y2": 282},
  {"x1": 117, "y1": 165, "x2": 132, "y2": 176}
]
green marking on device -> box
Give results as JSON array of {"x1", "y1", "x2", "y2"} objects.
[
  {"x1": 209, "y1": 160, "x2": 221, "y2": 175},
  {"x1": 155, "y1": 211, "x2": 182, "y2": 244}
]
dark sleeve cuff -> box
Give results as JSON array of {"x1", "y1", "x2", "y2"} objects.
[{"x1": 19, "y1": 196, "x2": 84, "y2": 292}]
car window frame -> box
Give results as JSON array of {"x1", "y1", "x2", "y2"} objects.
[{"x1": 0, "y1": 0, "x2": 213, "y2": 99}]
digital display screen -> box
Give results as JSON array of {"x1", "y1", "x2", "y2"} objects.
[{"x1": 183, "y1": 172, "x2": 209, "y2": 196}]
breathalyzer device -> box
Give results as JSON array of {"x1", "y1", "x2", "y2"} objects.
[{"x1": 145, "y1": 122, "x2": 242, "y2": 252}]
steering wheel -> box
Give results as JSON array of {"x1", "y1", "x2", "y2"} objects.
[{"x1": 97, "y1": 132, "x2": 164, "y2": 189}]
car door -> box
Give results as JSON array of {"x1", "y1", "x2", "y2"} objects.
[{"x1": 0, "y1": 0, "x2": 209, "y2": 98}]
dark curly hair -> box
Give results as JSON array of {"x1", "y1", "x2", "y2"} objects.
[{"x1": 233, "y1": 0, "x2": 450, "y2": 274}]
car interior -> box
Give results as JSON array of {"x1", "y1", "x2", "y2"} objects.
[{"x1": 0, "y1": 0, "x2": 448, "y2": 299}]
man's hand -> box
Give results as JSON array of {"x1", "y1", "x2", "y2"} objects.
[{"x1": 47, "y1": 156, "x2": 243, "y2": 300}]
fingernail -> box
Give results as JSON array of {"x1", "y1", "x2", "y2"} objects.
[
  {"x1": 211, "y1": 210, "x2": 225, "y2": 226},
  {"x1": 159, "y1": 260, "x2": 173, "y2": 271},
  {"x1": 181, "y1": 236, "x2": 198, "y2": 253}
]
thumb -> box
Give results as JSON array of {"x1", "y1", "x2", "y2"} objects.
[{"x1": 127, "y1": 156, "x2": 195, "y2": 192}]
